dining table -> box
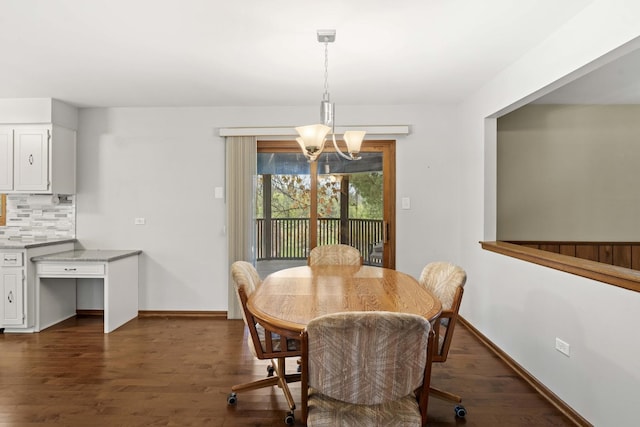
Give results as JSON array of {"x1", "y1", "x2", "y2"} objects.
[{"x1": 247, "y1": 264, "x2": 442, "y2": 337}]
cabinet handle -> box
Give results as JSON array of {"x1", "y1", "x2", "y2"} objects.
[
  {"x1": 64, "y1": 267, "x2": 77, "y2": 271},
  {"x1": 7, "y1": 291, "x2": 12, "y2": 303},
  {"x1": 28, "y1": 154, "x2": 34, "y2": 165}
]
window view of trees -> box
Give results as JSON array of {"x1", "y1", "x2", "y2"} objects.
[
  {"x1": 255, "y1": 172, "x2": 383, "y2": 220},
  {"x1": 255, "y1": 149, "x2": 387, "y2": 261},
  {"x1": 348, "y1": 172, "x2": 383, "y2": 219}
]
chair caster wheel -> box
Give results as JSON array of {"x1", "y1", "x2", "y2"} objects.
[
  {"x1": 284, "y1": 411, "x2": 295, "y2": 425},
  {"x1": 267, "y1": 365, "x2": 275, "y2": 377},
  {"x1": 454, "y1": 404, "x2": 467, "y2": 418},
  {"x1": 227, "y1": 392, "x2": 237, "y2": 405}
]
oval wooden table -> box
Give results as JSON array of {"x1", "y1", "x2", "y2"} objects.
[{"x1": 247, "y1": 265, "x2": 442, "y2": 336}]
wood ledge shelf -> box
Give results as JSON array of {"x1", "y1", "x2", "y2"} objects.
[{"x1": 480, "y1": 241, "x2": 640, "y2": 293}]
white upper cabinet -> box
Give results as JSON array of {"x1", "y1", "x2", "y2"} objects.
[
  {"x1": 14, "y1": 127, "x2": 50, "y2": 192},
  {"x1": 0, "y1": 127, "x2": 13, "y2": 191},
  {"x1": 0, "y1": 99, "x2": 77, "y2": 195}
]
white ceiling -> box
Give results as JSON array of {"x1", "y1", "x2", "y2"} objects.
[{"x1": 0, "y1": 0, "x2": 604, "y2": 108}]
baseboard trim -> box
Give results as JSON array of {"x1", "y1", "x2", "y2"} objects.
[
  {"x1": 75, "y1": 310, "x2": 104, "y2": 317},
  {"x1": 459, "y1": 316, "x2": 592, "y2": 427},
  {"x1": 137, "y1": 310, "x2": 228, "y2": 319},
  {"x1": 75, "y1": 310, "x2": 228, "y2": 320}
]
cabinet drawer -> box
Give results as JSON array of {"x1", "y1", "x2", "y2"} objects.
[
  {"x1": 38, "y1": 263, "x2": 105, "y2": 276},
  {"x1": 1, "y1": 252, "x2": 24, "y2": 267}
]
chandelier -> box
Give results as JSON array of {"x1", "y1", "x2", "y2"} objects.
[{"x1": 295, "y1": 30, "x2": 366, "y2": 162}]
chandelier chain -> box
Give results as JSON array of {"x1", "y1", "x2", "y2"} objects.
[
  {"x1": 323, "y1": 42, "x2": 330, "y2": 100},
  {"x1": 294, "y1": 30, "x2": 364, "y2": 162}
]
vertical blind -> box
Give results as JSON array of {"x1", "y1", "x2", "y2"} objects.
[{"x1": 225, "y1": 136, "x2": 257, "y2": 319}]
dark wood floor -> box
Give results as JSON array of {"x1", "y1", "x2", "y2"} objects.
[{"x1": 0, "y1": 316, "x2": 575, "y2": 426}]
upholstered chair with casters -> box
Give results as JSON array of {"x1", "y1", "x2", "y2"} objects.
[
  {"x1": 228, "y1": 261, "x2": 302, "y2": 425},
  {"x1": 418, "y1": 261, "x2": 468, "y2": 418},
  {"x1": 308, "y1": 244, "x2": 362, "y2": 266},
  {"x1": 300, "y1": 311, "x2": 435, "y2": 426}
]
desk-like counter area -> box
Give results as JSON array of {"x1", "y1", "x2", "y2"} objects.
[
  {"x1": 32, "y1": 249, "x2": 141, "y2": 333},
  {"x1": 1, "y1": 239, "x2": 76, "y2": 332}
]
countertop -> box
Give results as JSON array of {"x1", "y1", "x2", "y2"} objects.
[
  {"x1": 31, "y1": 249, "x2": 142, "y2": 263},
  {"x1": 0, "y1": 238, "x2": 77, "y2": 250}
]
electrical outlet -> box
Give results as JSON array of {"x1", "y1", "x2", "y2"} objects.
[
  {"x1": 555, "y1": 337, "x2": 570, "y2": 357},
  {"x1": 134, "y1": 217, "x2": 146, "y2": 225}
]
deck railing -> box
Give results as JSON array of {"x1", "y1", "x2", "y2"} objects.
[{"x1": 256, "y1": 218, "x2": 383, "y2": 261}]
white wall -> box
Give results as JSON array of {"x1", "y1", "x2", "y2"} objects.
[
  {"x1": 458, "y1": 1, "x2": 640, "y2": 425},
  {"x1": 75, "y1": 104, "x2": 460, "y2": 310}
]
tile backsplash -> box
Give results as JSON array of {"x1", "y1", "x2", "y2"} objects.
[{"x1": 0, "y1": 194, "x2": 75, "y2": 239}]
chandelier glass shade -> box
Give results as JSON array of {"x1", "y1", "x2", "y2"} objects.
[
  {"x1": 295, "y1": 30, "x2": 366, "y2": 162},
  {"x1": 343, "y1": 131, "x2": 366, "y2": 156},
  {"x1": 295, "y1": 124, "x2": 331, "y2": 162}
]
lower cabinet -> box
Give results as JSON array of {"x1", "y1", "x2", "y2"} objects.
[
  {"x1": 1, "y1": 261, "x2": 24, "y2": 327},
  {"x1": 0, "y1": 242, "x2": 74, "y2": 332}
]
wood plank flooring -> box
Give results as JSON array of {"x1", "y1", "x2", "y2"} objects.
[{"x1": 0, "y1": 316, "x2": 575, "y2": 426}]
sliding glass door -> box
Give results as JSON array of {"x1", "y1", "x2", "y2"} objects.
[{"x1": 256, "y1": 140, "x2": 396, "y2": 273}]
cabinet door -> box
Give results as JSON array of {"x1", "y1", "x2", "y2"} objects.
[
  {"x1": 2, "y1": 268, "x2": 24, "y2": 326},
  {"x1": 14, "y1": 127, "x2": 50, "y2": 192},
  {"x1": 0, "y1": 127, "x2": 13, "y2": 191}
]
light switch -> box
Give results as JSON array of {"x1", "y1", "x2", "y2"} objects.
[
  {"x1": 134, "y1": 218, "x2": 146, "y2": 225},
  {"x1": 214, "y1": 187, "x2": 224, "y2": 199},
  {"x1": 401, "y1": 197, "x2": 411, "y2": 210}
]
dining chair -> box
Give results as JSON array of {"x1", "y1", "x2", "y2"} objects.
[
  {"x1": 301, "y1": 311, "x2": 435, "y2": 426},
  {"x1": 308, "y1": 244, "x2": 362, "y2": 266},
  {"x1": 228, "y1": 261, "x2": 302, "y2": 425},
  {"x1": 418, "y1": 261, "x2": 468, "y2": 418},
  {"x1": 367, "y1": 241, "x2": 383, "y2": 265}
]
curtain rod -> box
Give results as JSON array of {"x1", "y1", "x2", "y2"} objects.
[{"x1": 219, "y1": 125, "x2": 410, "y2": 137}]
